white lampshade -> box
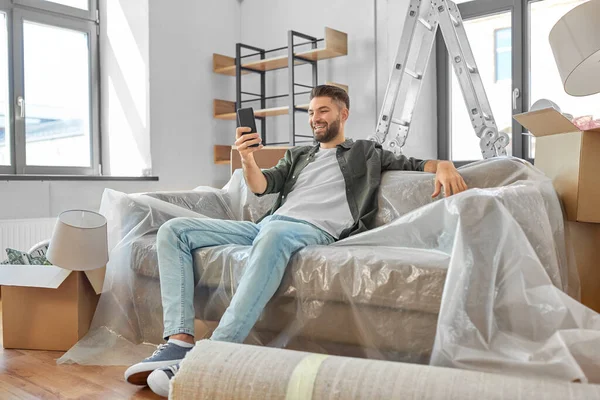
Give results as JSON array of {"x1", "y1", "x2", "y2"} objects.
[
  {"x1": 549, "y1": 0, "x2": 600, "y2": 96},
  {"x1": 46, "y1": 210, "x2": 109, "y2": 271}
]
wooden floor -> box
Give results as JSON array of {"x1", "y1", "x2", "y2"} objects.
[{"x1": 0, "y1": 301, "x2": 161, "y2": 400}]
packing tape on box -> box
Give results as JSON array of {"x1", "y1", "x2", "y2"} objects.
[{"x1": 285, "y1": 353, "x2": 330, "y2": 400}]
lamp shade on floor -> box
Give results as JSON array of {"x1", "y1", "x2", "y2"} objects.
[{"x1": 46, "y1": 209, "x2": 108, "y2": 271}]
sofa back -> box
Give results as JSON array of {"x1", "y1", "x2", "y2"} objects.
[{"x1": 146, "y1": 158, "x2": 543, "y2": 227}]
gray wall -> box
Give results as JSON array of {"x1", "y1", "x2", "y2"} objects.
[
  {"x1": 234, "y1": 0, "x2": 437, "y2": 158},
  {"x1": 237, "y1": 0, "x2": 378, "y2": 145},
  {"x1": 0, "y1": 0, "x2": 437, "y2": 220},
  {"x1": 149, "y1": 0, "x2": 239, "y2": 190}
]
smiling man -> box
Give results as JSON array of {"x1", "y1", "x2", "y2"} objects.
[{"x1": 125, "y1": 84, "x2": 467, "y2": 397}]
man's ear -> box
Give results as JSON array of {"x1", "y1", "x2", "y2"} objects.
[{"x1": 341, "y1": 107, "x2": 349, "y2": 123}]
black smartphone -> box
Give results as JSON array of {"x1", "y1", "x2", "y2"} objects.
[{"x1": 236, "y1": 107, "x2": 259, "y2": 147}]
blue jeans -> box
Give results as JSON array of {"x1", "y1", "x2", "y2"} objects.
[{"x1": 156, "y1": 214, "x2": 335, "y2": 343}]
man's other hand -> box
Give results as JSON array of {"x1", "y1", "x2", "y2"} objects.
[{"x1": 432, "y1": 161, "x2": 468, "y2": 198}]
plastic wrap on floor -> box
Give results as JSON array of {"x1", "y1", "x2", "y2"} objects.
[{"x1": 58, "y1": 157, "x2": 600, "y2": 383}]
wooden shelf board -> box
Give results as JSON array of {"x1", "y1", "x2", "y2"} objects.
[
  {"x1": 215, "y1": 104, "x2": 310, "y2": 120},
  {"x1": 214, "y1": 50, "x2": 345, "y2": 75},
  {"x1": 296, "y1": 48, "x2": 347, "y2": 62},
  {"x1": 325, "y1": 82, "x2": 348, "y2": 93},
  {"x1": 213, "y1": 144, "x2": 232, "y2": 165},
  {"x1": 213, "y1": 27, "x2": 347, "y2": 76}
]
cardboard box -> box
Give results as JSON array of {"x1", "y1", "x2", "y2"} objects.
[
  {"x1": 230, "y1": 146, "x2": 289, "y2": 174},
  {"x1": 514, "y1": 108, "x2": 600, "y2": 223},
  {"x1": 0, "y1": 265, "x2": 105, "y2": 351},
  {"x1": 566, "y1": 221, "x2": 600, "y2": 313}
]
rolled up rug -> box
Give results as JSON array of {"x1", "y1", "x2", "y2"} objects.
[{"x1": 171, "y1": 340, "x2": 600, "y2": 400}]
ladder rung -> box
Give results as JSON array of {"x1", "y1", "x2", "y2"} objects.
[
  {"x1": 391, "y1": 118, "x2": 409, "y2": 126},
  {"x1": 418, "y1": 18, "x2": 433, "y2": 31},
  {"x1": 404, "y1": 69, "x2": 422, "y2": 80}
]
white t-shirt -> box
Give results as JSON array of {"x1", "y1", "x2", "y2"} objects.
[{"x1": 274, "y1": 147, "x2": 354, "y2": 239}]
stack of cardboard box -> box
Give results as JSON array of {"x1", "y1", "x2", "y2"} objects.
[{"x1": 515, "y1": 108, "x2": 600, "y2": 312}]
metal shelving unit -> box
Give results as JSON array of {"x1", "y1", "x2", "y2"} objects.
[{"x1": 212, "y1": 27, "x2": 348, "y2": 164}]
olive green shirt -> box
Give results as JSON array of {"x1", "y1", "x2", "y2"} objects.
[{"x1": 256, "y1": 139, "x2": 427, "y2": 240}]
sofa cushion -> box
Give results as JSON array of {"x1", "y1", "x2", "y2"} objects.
[{"x1": 132, "y1": 237, "x2": 449, "y2": 314}]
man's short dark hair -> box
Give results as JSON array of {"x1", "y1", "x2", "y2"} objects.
[{"x1": 310, "y1": 85, "x2": 350, "y2": 110}]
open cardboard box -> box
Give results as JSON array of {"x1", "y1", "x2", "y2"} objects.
[
  {"x1": 515, "y1": 108, "x2": 600, "y2": 313},
  {"x1": 0, "y1": 265, "x2": 105, "y2": 351},
  {"x1": 514, "y1": 107, "x2": 600, "y2": 223}
]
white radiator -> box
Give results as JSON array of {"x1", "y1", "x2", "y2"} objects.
[{"x1": 0, "y1": 218, "x2": 57, "y2": 262}]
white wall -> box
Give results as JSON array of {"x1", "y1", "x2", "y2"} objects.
[
  {"x1": 101, "y1": 0, "x2": 151, "y2": 177},
  {"x1": 0, "y1": 180, "x2": 161, "y2": 219}
]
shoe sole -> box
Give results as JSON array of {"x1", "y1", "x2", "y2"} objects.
[
  {"x1": 125, "y1": 358, "x2": 183, "y2": 386},
  {"x1": 147, "y1": 371, "x2": 171, "y2": 397},
  {"x1": 126, "y1": 370, "x2": 153, "y2": 386}
]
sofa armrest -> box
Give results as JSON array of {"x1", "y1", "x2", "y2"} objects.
[
  {"x1": 141, "y1": 190, "x2": 235, "y2": 220},
  {"x1": 376, "y1": 157, "x2": 539, "y2": 226},
  {"x1": 98, "y1": 188, "x2": 235, "y2": 252}
]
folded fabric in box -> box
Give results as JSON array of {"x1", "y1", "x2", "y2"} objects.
[{"x1": 572, "y1": 115, "x2": 600, "y2": 130}]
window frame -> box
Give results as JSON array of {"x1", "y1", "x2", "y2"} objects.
[
  {"x1": 437, "y1": 0, "x2": 530, "y2": 165},
  {"x1": 13, "y1": 0, "x2": 97, "y2": 22},
  {"x1": 0, "y1": 0, "x2": 99, "y2": 176},
  {"x1": 0, "y1": 0, "x2": 14, "y2": 174}
]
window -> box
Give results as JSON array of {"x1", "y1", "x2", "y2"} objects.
[
  {"x1": 494, "y1": 28, "x2": 511, "y2": 82},
  {"x1": 0, "y1": 0, "x2": 99, "y2": 175},
  {"x1": 438, "y1": 0, "x2": 600, "y2": 163}
]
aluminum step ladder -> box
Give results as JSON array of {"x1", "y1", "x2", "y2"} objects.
[{"x1": 369, "y1": 0, "x2": 509, "y2": 159}]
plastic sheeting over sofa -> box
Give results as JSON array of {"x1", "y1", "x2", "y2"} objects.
[{"x1": 58, "y1": 157, "x2": 600, "y2": 383}]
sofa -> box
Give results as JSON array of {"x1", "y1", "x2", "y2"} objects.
[
  {"x1": 114, "y1": 157, "x2": 570, "y2": 361},
  {"x1": 62, "y1": 156, "x2": 600, "y2": 383}
]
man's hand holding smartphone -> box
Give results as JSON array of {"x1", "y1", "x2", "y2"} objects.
[
  {"x1": 235, "y1": 108, "x2": 268, "y2": 194},
  {"x1": 235, "y1": 127, "x2": 263, "y2": 163},
  {"x1": 235, "y1": 107, "x2": 262, "y2": 164}
]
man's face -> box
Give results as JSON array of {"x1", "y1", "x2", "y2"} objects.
[{"x1": 308, "y1": 96, "x2": 343, "y2": 143}]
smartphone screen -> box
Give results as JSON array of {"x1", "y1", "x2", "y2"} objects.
[
  {"x1": 237, "y1": 107, "x2": 258, "y2": 133},
  {"x1": 236, "y1": 107, "x2": 259, "y2": 147}
]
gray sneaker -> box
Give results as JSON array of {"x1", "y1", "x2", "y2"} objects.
[
  {"x1": 124, "y1": 342, "x2": 192, "y2": 385},
  {"x1": 147, "y1": 363, "x2": 180, "y2": 398}
]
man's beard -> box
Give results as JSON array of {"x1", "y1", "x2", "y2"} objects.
[{"x1": 313, "y1": 118, "x2": 340, "y2": 143}]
